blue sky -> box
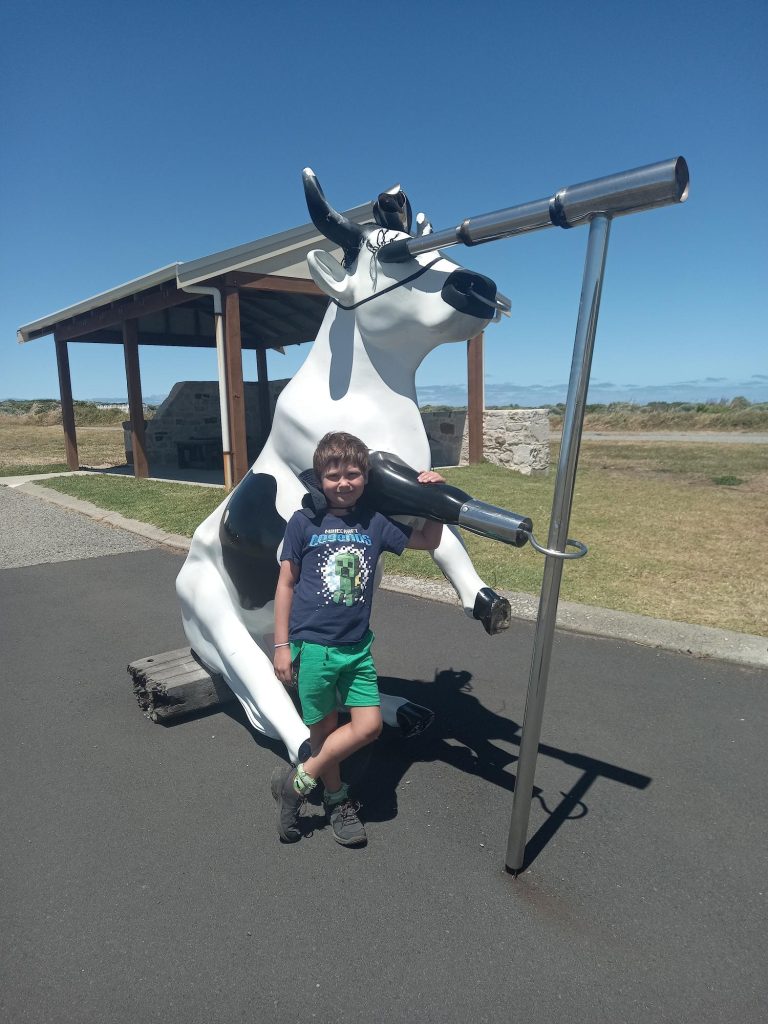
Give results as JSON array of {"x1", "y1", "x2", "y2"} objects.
[{"x1": 2, "y1": 0, "x2": 766, "y2": 404}]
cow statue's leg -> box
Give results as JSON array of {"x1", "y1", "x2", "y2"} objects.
[
  {"x1": 364, "y1": 451, "x2": 528, "y2": 635},
  {"x1": 177, "y1": 535, "x2": 313, "y2": 765},
  {"x1": 429, "y1": 525, "x2": 511, "y2": 634}
]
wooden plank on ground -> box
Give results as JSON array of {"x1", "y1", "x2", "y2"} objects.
[{"x1": 128, "y1": 648, "x2": 236, "y2": 723}]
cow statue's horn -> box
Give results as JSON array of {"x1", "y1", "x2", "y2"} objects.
[{"x1": 303, "y1": 167, "x2": 366, "y2": 264}]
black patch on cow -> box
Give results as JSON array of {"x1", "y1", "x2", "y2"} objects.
[{"x1": 219, "y1": 473, "x2": 287, "y2": 610}]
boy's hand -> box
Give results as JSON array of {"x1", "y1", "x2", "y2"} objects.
[
  {"x1": 273, "y1": 646, "x2": 294, "y2": 686},
  {"x1": 406, "y1": 470, "x2": 446, "y2": 551}
]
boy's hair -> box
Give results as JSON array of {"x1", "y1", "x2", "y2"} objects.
[{"x1": 313, "y1": 431, "x2": 370, "y2": 478}]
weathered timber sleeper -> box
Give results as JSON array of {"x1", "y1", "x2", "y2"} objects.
[{"x1": 128, "y1": 648, "x2": 236, "y2": 722}]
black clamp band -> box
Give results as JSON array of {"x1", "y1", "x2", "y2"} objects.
[{"x1": 549, "y1": 192, "x2": 570, "y2": 229}]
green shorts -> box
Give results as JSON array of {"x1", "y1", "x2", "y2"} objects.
[{"x1": 289, "y1": 630, "x2": 379, "y2": 726}]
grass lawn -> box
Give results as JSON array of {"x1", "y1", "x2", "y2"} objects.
[
  {"x1": 35, "y1": 439, "x2": 768, "y2": 637},
  {"x1": 40, "y1": 474, "x2": 226, "y2": 538}
]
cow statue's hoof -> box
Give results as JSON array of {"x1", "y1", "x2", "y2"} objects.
[
  {"x1": 473, "y1": 587, "x2": 512, "y2": 635},
  {"x1": 395, "y1": 701, "x2": 435, "y2": 738},
  {"x1": 296, "y1": 738, "x2": 313, "y2": 764}
]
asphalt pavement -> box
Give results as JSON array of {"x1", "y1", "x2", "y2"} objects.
[{"x1": 1, "y1": 489, "x2": 766, "y2": 1023}]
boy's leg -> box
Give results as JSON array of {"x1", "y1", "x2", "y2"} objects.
[
  {"x1": 309, "y1": 712, "x2": 342, "y2": 794},
  {"x1": 301, "y1": 703, "x2": 382, "y2": 782},
  {"x1": 272, "y1": 645, "x2": 338, "y2": 843},
  {"x1": 321, "y1": 706, "x2": 381, "y2": 846}
]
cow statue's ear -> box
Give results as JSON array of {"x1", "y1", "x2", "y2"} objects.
[{"x1": 306, "y1": 249, "x2": 351, "y2": 301}]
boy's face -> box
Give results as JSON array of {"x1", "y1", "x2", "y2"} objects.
[{"x1": 320, "y1": 460, "x2": 367, "y2": 512}]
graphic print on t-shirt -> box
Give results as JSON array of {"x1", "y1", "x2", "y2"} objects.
[{"x1": 316, "y1": 539, "x2": 371, "y2": 608}]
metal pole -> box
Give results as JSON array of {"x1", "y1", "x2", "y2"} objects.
[{"x1": 505, "y1": 214, "x2": 612, "y2": 873}]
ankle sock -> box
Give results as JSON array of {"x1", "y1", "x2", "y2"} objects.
[
  {"x1": 324, "y1": 783, "x2": 349, "y2": 807},
  {"x1": 293, "y1": 763, "x2": 317, "y2": 795}
]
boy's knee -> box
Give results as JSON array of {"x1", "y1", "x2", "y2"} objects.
[
  {"x1": 368, "y1": 718, "x2": 383, "y2": 743},
  {"x1": 355, "y1": 713, "x2": 382, "y2": 745}
]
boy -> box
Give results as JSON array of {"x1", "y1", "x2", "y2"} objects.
[{"x1": 272, "y1": 431, "x2": 444, "y2": 846}]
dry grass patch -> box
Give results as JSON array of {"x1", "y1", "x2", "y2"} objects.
[
  {"x1": 0, "y1": 423, "x2": 126, "y2": 473},
  {"x1": 27, "y1": 437, "x2": 768, "y2": 637},
  {"x1": 389, "y1": 443, "x2": 768, "y2": 637}
]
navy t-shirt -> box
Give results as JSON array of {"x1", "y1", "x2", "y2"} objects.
[{"x1": 281, "y1": 508, "x2": 412, "y2": 645}]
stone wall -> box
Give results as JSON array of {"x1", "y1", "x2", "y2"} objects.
[
  {"x1": 125, "y1": 384, "x2": 549, "y2": 475},
  {"x1": 421, "y1": 409, "x2": 467, "y2": 467},
  {"x1": 461, "y1": 408, "x2": 549, "y2": 475},
  {"x1": 424, "y1": 407, "x2": 549, "y2": 474},
  {"x1": 124, "y1": 380, "x2": 289, "y2": 468}
]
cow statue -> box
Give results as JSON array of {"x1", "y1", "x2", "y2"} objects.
[{"x1": 176, "y1": 169, "x2": 523, "y2": 765}]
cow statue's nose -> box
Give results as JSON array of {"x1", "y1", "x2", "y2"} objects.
[{"x1": 440, "y1": 269, "x2": 498, "y2": 320}]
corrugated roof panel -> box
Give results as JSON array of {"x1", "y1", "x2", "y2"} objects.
[{"x1": 17, "y1": 199, "x2": 375, "y2": 343}]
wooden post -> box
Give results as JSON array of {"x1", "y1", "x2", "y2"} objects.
[
  {"x1": 122, "y1": 319, "x2": 149, "y2": 478},
  {"x1": 467, "y1": 332, "x2": 485, "y2": 464},
  {"x1": 255, "y1": 347, "x2": 272, "y2": 443},
  {"x1": 223, "y1": 287, "x2": 249, "y2": 484},
  {"x1": 54, "y1": 335, "x2": 79, "y2": 470}
]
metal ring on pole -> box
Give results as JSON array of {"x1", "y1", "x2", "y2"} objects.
[{"x1": 525, "y1": 532, "x2": 588, "y2": 560}]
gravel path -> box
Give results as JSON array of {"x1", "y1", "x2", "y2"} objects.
[{"x1": 0, "y1": 486, "x2": 153, "y2": 569}]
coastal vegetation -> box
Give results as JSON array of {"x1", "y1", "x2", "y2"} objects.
[
  {"x1": 0, "y1": 398, "x2": 156, "y2": 426},
  {"x1": 544, "y1": 397, "x2": 768, "y2": 432}
]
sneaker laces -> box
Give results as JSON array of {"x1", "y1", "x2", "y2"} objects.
[{"x1": 337, "y1": 799, "x2": 362, "y2": 822}]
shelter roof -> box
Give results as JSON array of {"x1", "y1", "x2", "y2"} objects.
[{"x1": 17, "y1": 200, "x2": 376, "y2": 351}]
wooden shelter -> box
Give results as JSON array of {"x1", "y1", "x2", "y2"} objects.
[{"x1": 17, "y1": 204, "x2": 485, "y2": 488}]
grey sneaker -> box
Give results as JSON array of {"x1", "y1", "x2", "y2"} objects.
[
  {"x1": 270, "y1": 766, "x2": 303, "y2": 843},
  {"x1": 326, "y1": 798, "x2": 367, "y2": 847}
]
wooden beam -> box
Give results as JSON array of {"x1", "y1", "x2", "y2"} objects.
[
  {"x1": 123, "y1": 319, "x2": 149, "y2": 478},
  {"x1": 467, "y1": 332, "x2": 485, "y2": 464},
  {"x1": 223, "y1": 287, "x2": 249, "y2": 485},
  {"x1": 256, "y1": 347, "x2": 272, "y2": 441},
  {"x1": 222, "y1": 272, "x2": 323, "y2": 296},
  {"x1": 54, "y1": 285, "x2": 198, "y2": 342},
  {"x1": 54, "y1": 336, "x2": 79, "y2": 470},
  {"x1": 63, "y1": 329, "x2": 279, "y2": 349}
]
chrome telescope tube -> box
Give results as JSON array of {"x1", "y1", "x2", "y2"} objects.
[{"x1": 378, "y1": 157, "x2": 688, "y2": 262}]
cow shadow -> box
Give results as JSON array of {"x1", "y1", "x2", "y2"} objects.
[
  {"x1": 357, "y1": 668, "x2": 524, "y2": 814},
  {"x1": 220, "y1": 666, "x2": 651, "y2": 868}
]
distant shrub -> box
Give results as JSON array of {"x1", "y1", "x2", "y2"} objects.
[{"x1": 0, "y1": 399, "x2": 156, "y2": 426}]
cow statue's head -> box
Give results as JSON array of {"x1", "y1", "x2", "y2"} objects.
[{"x1": 303, "y1": 168, "x2": 505, "y2": 358}]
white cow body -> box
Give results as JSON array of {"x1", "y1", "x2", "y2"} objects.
[{"x1": 177, "y1": 175, "x2": 504, "y2": 762}]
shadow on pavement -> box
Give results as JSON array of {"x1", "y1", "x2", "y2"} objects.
[{"x1": 166, "y1": 665, "x2": 652, "y2": 868}]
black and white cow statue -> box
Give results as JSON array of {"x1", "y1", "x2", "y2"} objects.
[{"x1": 176, "y1": 170, "x2": 520, "y2": 765}]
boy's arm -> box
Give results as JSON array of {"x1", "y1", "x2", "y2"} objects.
[
  {"x1": 406, "y1": 470, "x2": 445, "y2": 551},
  {"x1": 273, "y1": 559, "x2": 299, "y2": 685}
]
